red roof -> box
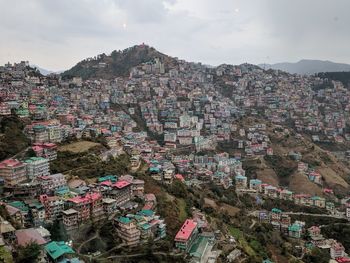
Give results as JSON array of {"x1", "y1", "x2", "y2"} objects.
[
  {"x1": 336, "y1": 257, "x2": 350, "y2": 263},
  {"x1": 32, "y1": 146, "x2": 44, "y2": 151},
  {"x1": 38, "y1": 175, "x2": 50, "y2": 180},
  {"x1": 142, "y1": 204, "x2": 153, "y2": 210},
  {"x1": 175, "y1": 219, "x2": 197, "y2": 241},
  {"x1": 175, "y1": 174, "x2": 184, "y2": 181},
  {"x1": 112, "y1": 180, "x2": 131, "y2": 189},
  {"x1": 43, "y1": 143, "x2": 57, "y2": 148},
  {"x1": 100, "y1": 180, "x2": 113, "y2": 186},
  {"x1": 68, "y1": 192, "x2": 102, "y2": 204},
  {"x1": 0, "y1": 159, "x2": 24, "y2": 168}
]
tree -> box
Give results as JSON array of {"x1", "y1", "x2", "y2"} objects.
[
  {"x1": 15, "y1": 242, "x2": 41, "y2": 263},
  {"x1": 45, "y1": 220, "x2": 68, "y2": 241},
  {"x1": 111, "y1": 50, "x2": 118, "y2": 61},
  {"x1": 303, "y1": 248, "x2": 330, "y2": 263},
  {"x1": 168, "y1": 180, "x2": 188, "y2": 198},
  {"x1": 0, "y1": 246, "x2": 14, "y2": 263}
]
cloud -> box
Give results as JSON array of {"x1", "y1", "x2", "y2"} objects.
[{"x1": 0, "y1": 0, "x2": 349, "y2": 71}]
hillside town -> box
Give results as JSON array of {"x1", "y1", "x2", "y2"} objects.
[{"x1": 0, "y1": 45, "x2": 350, "y2": 263}]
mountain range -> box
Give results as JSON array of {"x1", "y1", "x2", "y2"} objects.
[
  {"x1": 31, "y1": 65, "x2": 63, "y2": 76},
  {"x1": 31, "y1": 46, "x2": 350, "y2": 78},
  {"x1": 259, "y1": 59, "x2": 350, "y2": 75}
]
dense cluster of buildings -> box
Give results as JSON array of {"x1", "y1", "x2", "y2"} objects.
[
  {"x1": 234, "y1": 174, "x2": 337, "y2": 211},
  {"x1": 255, "y1": 208, "x2": 349, "y2": 261},
  {"x1": 1, "y1": 45, "x2": 350, "y2": 262}
]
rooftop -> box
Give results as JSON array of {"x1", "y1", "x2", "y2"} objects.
[
  {"x1": 45, "y1": 241, "x2": 75, "y2": 260},
  {"x1": 15, "y1": 228, "x2": 47, "y2": 246},
  {"x1": 175, "y1": 219, "x2": 197, "y2": 241},
  {"x1": 24, "y1": 157, "x2": 47, "y2": 163},
  {"x1": 0, "y1": 159, "x2": 24, "y2": 168},
  {"x1": 113, "y1": 180, "x2": 131, "y2": 189},
  {"x1": 68, "y1": 192, "x2": 101, "y2": 204}
]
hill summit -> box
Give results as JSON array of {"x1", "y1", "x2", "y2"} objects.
[{"x1": 62, "y1": 44, "x2": 175, "y2": 80}]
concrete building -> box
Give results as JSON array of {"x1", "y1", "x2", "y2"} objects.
[
  {"x1": 104, "y1": 180, "x2": 132, "y2": 207},
  {"x1": 67, "y1": 192, "x2": 104, "y2": 222},
  {"x1": 330, "y1": 242, "x2": 345, "y2": 259},
  {"x1": 115, "y1": 216, "x2": 141, "y2": 246},
  {"x1": 0, "y1": 159, "x2": 27, "y2": 186},
  {"x1": 24, "y1": 157, "x2": 50, "y2": 179},
  {"x1": 38, "y1": 173, "x2": 67, "y2": 194},
  {"x1": 175, "y1": 219, "x2": 199, "y2": 252},
  {"x1": 62, "y1": 209, "x2": 79, "y2": 230},
  {"x1": 40, "y1": 195, "x2": 65, "y2": 221}
]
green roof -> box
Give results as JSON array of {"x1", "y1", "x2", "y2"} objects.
[
  {"x1": 271, "y1": 208, "x2": 282, "y2": 213},
  {"x1": 24, "y1": 157, "x2": 47, "y2": 163},
  {"x1": 45, "y1": 241, "x2": 74, "y2": 260},
  {"x1": 139, "y1": 223, "x2": 151, "y2": 230},
  {"x1": 8, "y1": 201, "x2": 29, "y2": 212},
  {"x1": 118, "y1": 217, "x2": 132, "y2": 224},
  {"x1": 189, "y1": 236, "x2": 209, "y2": 258},
  {"x1": 311, "y1": 196, "x2": 322, "y2": 200},
  {"x1": 98, "y1": 175, "x2": 118, "y2": 183},
  {"x1": 33, "y1": 124, "x2": 46, "y2": 129},
  {"x1": 28, "y1": 201, "x2": 44, "y2": 210},
  {"x1": 288, "y1": 224, "x2": 302, "y2": 232},
  {"x1": 138, "y1": 209, "x2": 154, "y2": 217}
]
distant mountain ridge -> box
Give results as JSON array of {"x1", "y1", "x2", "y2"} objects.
[
  {"x1": 31, "y1": 65, "x2": 63, "y2": 75},
  {"x1": 62, "y1": 45, "x2": 350, "y2": 79},
  {"x1": 259, "y1": 59, "x2": 350, "y2": 75}
]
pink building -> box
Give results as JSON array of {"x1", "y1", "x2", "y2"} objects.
[
  {"x1": 331, "y1": 242, "x2": 345, "y2": 259},
  {"x1": 67, "y1": 192, "x2": 104, "y2": 222},
  {"x1": 174, "y1": 219, "x2": 198, "y2": 251}
]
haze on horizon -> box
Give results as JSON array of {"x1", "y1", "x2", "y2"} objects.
[{"x1": 1, "y1": 0, "x2": 349, "y2": 71}]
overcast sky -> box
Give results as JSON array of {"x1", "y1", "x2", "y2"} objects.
[{"x1": 1, "y1": 0, "x2": 349, "y2": 71}]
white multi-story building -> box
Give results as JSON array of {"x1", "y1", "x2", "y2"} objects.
[
  {"x1": 330, "y1": 242, "x2": 345, "y2": 259},
  {"x1": 24, "y1": 157, "x2": 50, "y2": 179},
  {"x1": 47, "y1": 125, "x2": 62, "y2": 143}
]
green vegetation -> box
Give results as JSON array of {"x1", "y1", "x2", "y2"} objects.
[
  {"x1": 51, "y1": 151, "x2": 130, "y2": 179},
  {"x1": 290, "y1": 214, "x2": 348, "y2": 228},
  {"x1": 62, "y1": 45, "x2": 169, "y2": 80},
  {"x1": 262, "y1": 199, "x2": 327, "y2": 214},
  {"x1": 0, "y1": 115, "x2": 30, "y2": 161},
  {"x1": 99, "y1": 221, "x2": 117, "y2": 250},
  {"x1": 228, "y1": 226, "x2": 243, "y2": 239},
  {"x1": 0, "y1": 246, "x2": 13, "y2": 263},
  {"x1": 322, "y1": 223, "x2": 350, "y2": 252},
  {"x1": 45, "y1": 220, "x2": 68, "y2": 241},
  {"x1": 15, "y1": 242, "x2": 41, "y2": 263},
  {"x1": 303, "y1": 247, "x2": 330, "y2": 263},
  {"x1": 228, "y1": 225, "x2": 265, "y2": 261},
  {"x1": 156, "y1": 192, "x2": 186, "y2": 239},
  {"x1": 317, "y1": 72, "x2": 350, "y2": 88},
  {"x1": 176, "y1": 198, "x2": 188, "y2": 222},
  {"x1": 80, "y1": 238, "x2": 106, "y2": 254}
]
